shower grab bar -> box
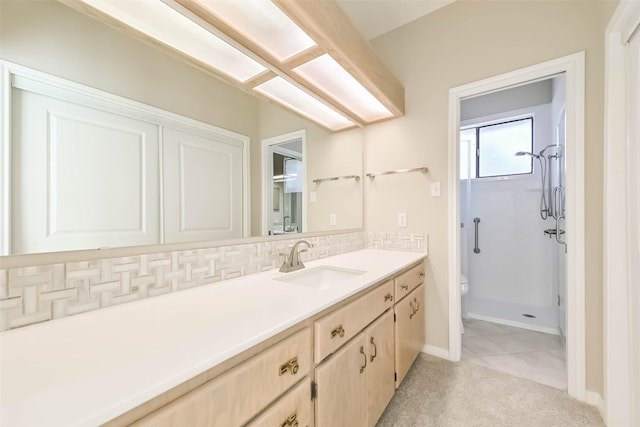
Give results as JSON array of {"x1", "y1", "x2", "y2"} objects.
[
  {"x1": 555, "y1": 214, "x2": 567, "y2": 247},
  {"x1": 473, "y1": 217, "x2": 481, "y2": 254},
  {"x1": 552, "y1": 186, "x2": 565, "y2": 220}
]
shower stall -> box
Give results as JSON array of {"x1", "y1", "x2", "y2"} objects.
[{"x1": 460, "y1": 75, "x2": 567, "y2": 336}]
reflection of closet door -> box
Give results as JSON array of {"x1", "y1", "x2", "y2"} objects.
[
  {"x1": 162, "y1": 127, "x2": 243, "y2": 243},
  {"x1": 11, "y1": 87, "x2": 160, "y2": 254}
]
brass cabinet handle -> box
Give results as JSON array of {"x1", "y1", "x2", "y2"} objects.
[
  {"x1": 401, "y1": 284, "x2": 409, "y2": 291},
  {"x1": 281, "y1": 412, "x2": 298, "y2": 427},
  {"x1": 359, "y1": 346, "x2": 367, "y2": 373},
  {"x1": 419, "y1": 272, "x2": 425, "y2": 277},
  {"x1": 409, "y1": 301, "x2": 417, "y2": 319},
  {"x1": 369, "y1": 336, "x2": 377, "y2": 362},
  {"x1": 279, "y1": 357, "x2": 299, "y2": 376},
  {"x1": 409, "y1": 298, "x2": 420, "y2": 319},
  {"x1": 384, "y1": 293, "x2": 393, "y2": 302},
  {"x1": 330, "y1": 325, "x2": 345, "y2": 339}
]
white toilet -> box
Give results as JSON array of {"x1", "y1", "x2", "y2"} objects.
[
  {"x1": 460, "y1": 274, "x2": 469, "y2": 333},
  {"x1": 461, "y1": 274, "x2": 469, "y2": 296}
]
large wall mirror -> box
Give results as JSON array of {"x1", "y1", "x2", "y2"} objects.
[{"x1": 0, "y1": 1, "x2": 364, "y2": 256}]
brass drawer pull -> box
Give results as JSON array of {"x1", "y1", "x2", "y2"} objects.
[
  {"x1": 401, "y1": 284, "x2": 409, "y2": 291},
  {"x1": 281, "y1": 412, "x2": 299, "y2": 427},
  {"x1": 370, "y1": 336, "x2": 377, "y2": 362},
  {"x1": 384, "y1": 293, "x2": 393, "y2": 302},
  {"x1": 330, "y1": 325, "x2": 345, "y2": 339},
  {"x1": 414, "y1": 297, "x2": 420, "y2": 312},
  {"x1": 359, "y1": 346, "x2": 367, "y2": 373},
  {"x1": 279, "y1": 357, "x2": 299, "y2": 376},
  {"x1": 419, "y1": 272, "x2": 425, "y2": 277}
]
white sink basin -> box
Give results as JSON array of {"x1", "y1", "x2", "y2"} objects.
[{"x1": 274, "y1": 265, "x2": 366, "y2": 290}]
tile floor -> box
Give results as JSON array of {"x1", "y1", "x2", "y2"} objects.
[{"x1": 461, "y1": 318, "x2": 567, "y2": 389}]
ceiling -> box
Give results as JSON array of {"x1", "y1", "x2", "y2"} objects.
[{"x1": 335, "y1": 0, "x2": 456, "y2": 40}]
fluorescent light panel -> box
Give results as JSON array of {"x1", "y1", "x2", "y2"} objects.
[
  {"x1": 81, "y1": 0, "x2": 266, "y2": 82},
  {"x1": 294, "y1": 54, "x2": 393, "y2": 122},
  {"x1": 255, "y1": 77, "x2": 354, "y2": 131},
  {"x1": 195, "y1": 0, "x2": 317, "y2": 61}
]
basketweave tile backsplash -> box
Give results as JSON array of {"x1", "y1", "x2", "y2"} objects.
[
  {"x1": 0, "y1": 232, "x2": 365, "y2": 331},
  {"x1": 365, "y1": 232, "x2": 427, "y2": 254}
]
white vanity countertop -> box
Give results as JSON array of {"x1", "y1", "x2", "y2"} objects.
[{"x1": 0, "y1": 249, "x2": 426, "y2": 427}]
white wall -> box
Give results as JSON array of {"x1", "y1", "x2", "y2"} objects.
[{"x1": 366, "y1": 0, "x2": 617, "y2": 395}]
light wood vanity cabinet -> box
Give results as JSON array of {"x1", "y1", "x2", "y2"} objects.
[
  {"x1": 246, "y1": 378, "x2": 313, "y2": 427},
  {"x1": 394, "y1": 283, "x2": 426, "y2": 387},
  {"x1": 117, "y1": 259, "x2": 426, "y2": 427},
  {"x1": 314, "y1": 280, "x2": 394, "y2": 363},
  {"x1": 394, "y1": 262, "x2": 425, "y2": 302},
  {"x1": 315, "y1": 310, "x2": 394, "y2": 427},
  {"x1": 131, "y1": 328, "x2": 311, "y2": 427}
]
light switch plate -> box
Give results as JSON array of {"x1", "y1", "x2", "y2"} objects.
[
  {"x1": 310, "y1": 191, "x2": 317, "y2": 203},
  {"x1": 330, "y1": 213, "x2": 337, "y2": 226},
  {"x1": 431, "y1": 181, "x2": 441, "y2": 197},
  {"x1": 398, "y1": 213, "x2": 407, "y2": 228}
]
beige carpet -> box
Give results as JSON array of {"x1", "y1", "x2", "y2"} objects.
[{"x1": 376, "y1": 353, "x2": 604, "y2": 427}]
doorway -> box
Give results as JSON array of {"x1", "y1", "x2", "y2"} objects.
[
  {"x1": 458, "y1": 76, "x2": 567, "y2": 389},
  {"x1": 448, "y1": 53, "x2": 587, "y2": 400},
  {"x1": 261, "y1": 130, "x2": 307, "y2": 236}
]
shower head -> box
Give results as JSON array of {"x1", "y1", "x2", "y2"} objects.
[
  {"x1": 538, "y1": 144, "x2": 558, "y2": 156},
  {"x1": 514, "y1": 151, "x2": 541, "y2": 159}
]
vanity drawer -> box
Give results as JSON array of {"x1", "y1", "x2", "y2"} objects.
[
  {"x1": 314, "y1": 280, "x2": 393, "y2": 363},
  {"x1": 132, "y1": 328, "x2": 311, "y2": 427},
  {"x1": 394, "y1": 262, "x2": 424, "y2": 302},
  {"x1": 246, "y1": 378, "x2": 312, "y2": 427}
]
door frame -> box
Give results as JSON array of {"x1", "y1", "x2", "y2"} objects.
[
  {"x1": 447, "y1": 52, "x2": 586, "y2": 400},
  {"x1": 603, "y1": 2, "x2": 640, "y2": 425},
  {"x1": 261, "y1": 129, "x2": 307, "y2": 236}
]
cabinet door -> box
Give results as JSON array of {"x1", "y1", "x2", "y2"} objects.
[
  {"x1": 365, "y1": 310, "x2": 395, "y2": 426},
  {"x1": 10, "y1": 86, "x2": 160, "y2": 253},
  {"x1": 394, "y1": 284, "x2": 426, "y2": 387},
  {"x1": 162, "y1": 126, "x2": 244, "y2": 243},
  {"x1": 315, "y1": 334, "x2": 367, "y2": 427}
]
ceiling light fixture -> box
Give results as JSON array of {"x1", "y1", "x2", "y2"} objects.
[
  {"x1": 293, "y1": 53, "x2": 393, "y2": 122},
  {"x1": 193, "y1": 0, "x2": 317, "y2": 61},
  {"x1": 255, "y1": 77, "x2": 355, "y2": 131},
  {"x1": 64, "y1": 0, "x2": 405, "y2": 131},
  {"x1": 75, "y1": 0, "x2": 267, "y2": 82}
]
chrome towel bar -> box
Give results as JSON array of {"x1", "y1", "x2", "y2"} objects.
[
  {"x1": 366, "y1": 166, "x2": 428, "y2": 179},
  {"x1": 312, "y1": 175, "x2": 360, "y2": 184}
]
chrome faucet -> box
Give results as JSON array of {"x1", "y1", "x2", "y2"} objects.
[{"x1": 279, "y1": 240, "x2": 313, "y2": 273}]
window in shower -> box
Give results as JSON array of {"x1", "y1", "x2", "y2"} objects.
[{"x1": 460, "y1": 116, "x2": 533, "y2": 179}]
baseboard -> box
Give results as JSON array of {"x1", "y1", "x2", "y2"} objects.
[
  {"x1": 585, "y1": 390, "x2": 605, "y2": 421},
  {"x1": 422, "y1": 344, "x2": 450, "y2": 360},
  {"x1": 468, "y1": 312, "x2": 560, "y2": 335}
]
